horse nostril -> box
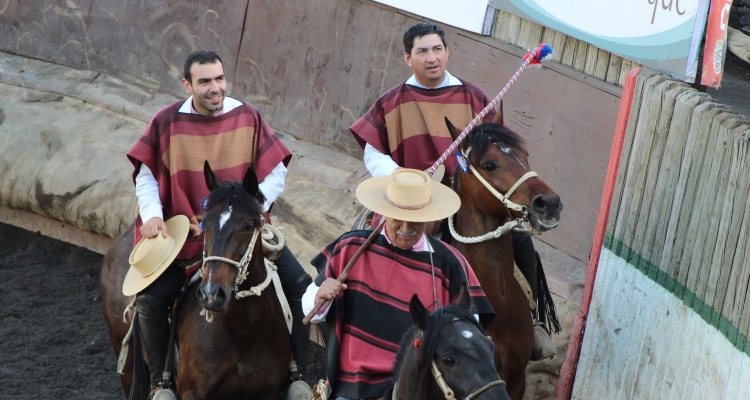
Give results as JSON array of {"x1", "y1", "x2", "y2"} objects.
[
  {"x1": 197, "y1": 287, "x2": 207, "y2": 303},
  {"x1": 215, "y1": 288, "x2": 227, "y2": 305},
  {"x1": 531, "y1": 194, "x2": 551, "y2": 213}
]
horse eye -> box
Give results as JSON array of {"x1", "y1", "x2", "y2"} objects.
[
  {"x1": 482, "y1": 161, "x2": 497, "y2": 172},
  {"x1": 242, "y1": 222, "x2": 254, "y2": 231},
  {"x1": 441, "y1": 356, "x2": 455, "y2": 366}
]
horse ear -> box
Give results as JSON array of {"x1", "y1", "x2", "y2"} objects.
[
  {"x1": 242, "y1": 167, "x2": 267, "y2": 206},
  {"x1": 243, "y1": 167, "x2": 259, "y2": 194},
  {"x1": 456, "y1": 281, "x2": 473, "y2": 312},
  {"x1": 409, "y1": 294, "x2": 430, "y2": 330},
  {"x1": 491, "y1": 101, "x2": 504, "y2": 126},
  {"x1": 204, "y1": 160, "x2": 222, "y2": 191},
  {"x1": 444, "y1": 117, "x2": 460, "y2": 142}
]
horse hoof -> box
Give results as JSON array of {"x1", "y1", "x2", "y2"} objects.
[{"x1": 286, "y1": 380, "x2": 314, "y2": 400}]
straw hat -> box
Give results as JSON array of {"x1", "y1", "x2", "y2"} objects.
[
  {"x1": 122, "y1": 215, "x2": 190, "y2": 296},
  {"x1": 356, "y1": 167, "x2": 459, "y2": 222}
]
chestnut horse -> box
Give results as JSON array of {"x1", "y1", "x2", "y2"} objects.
[
  {"x1": 442, "y1": 111, "x2": 562, "y2": 400},
  {"x1": 100, "y1": 162, "x2": 290, "y2": 399},
  {"x1": 382, "y1": 283, "x2": 511, "y2": 400}
]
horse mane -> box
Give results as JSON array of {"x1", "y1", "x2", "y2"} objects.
[
  {"x1": 462, "y1": 122, "x2": 528, "y2": 162},
  {"x1": 392, "y1": 304, "x2": 486, "y2": 398},
  {"x1": 204, "y1": 180, "x2": 265, "y2": 226}
]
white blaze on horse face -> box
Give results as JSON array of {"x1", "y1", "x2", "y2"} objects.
[
  {"x1": 462, "y1": 330, "x2": 474, "y2": 339},
  {"x1": 497, "y1": 144, "x2": 527, "y2": 169},
  {"x1": 219, "y1": 206, "x2": 233, "y2": 230}
]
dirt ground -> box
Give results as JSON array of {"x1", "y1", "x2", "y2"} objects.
[{"x1": 0, "y1": 221, "x2": 329, "y2": 399}]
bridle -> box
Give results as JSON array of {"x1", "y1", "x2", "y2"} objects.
[
  {"x1": 395, "y1": 317, "x2": 506, "y2": 400},
  {"x1": 198, "y1": 217, "x2": 288, "y2": 325},
  {"x1": 449, "y1": 148, "x2": 539, "y2": 244},
  {"x1": 430, "y1": 360, "x2": 506, "y2": 400},
  {"x1": 200, "y1": 226, "x2": 275, "y2": 299}
]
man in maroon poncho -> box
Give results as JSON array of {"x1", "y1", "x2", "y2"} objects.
[
  {"x1": 127, "y1": 50, "x2": 312, "y2": 399},
  {"x1": 303, "y1": 168, "x2": 495, "y2": 399},
  {"x1": 349, "y1": 22, "x2": 555, "y2": 361}
]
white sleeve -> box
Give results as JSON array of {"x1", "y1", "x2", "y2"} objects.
[
  {"x1": 363, "y1": 143, "x2": 400, "y2": 177},
  {"x1": 301, "y1": 282, "x2": 328, "y2": 324},
  {"x1": 135, "y1": 164, "x2": 163, "y2": 222},
  {"x1": 258, "y1": 162, "x2": 287, "y2": 212}
]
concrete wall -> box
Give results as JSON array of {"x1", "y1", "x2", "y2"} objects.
[{"x1": 0, "y1": 0, "x2": 623, "y2": 262}]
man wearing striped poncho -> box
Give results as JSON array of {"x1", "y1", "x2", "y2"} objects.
[
  {"x1": 302, "y1": 169, "x2": 495, "y2": 400},
  {"x1": 127, "y1": 50, "x2": 313, "y2": 399}
]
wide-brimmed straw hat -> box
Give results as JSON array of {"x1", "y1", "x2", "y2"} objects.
[
  {"x1": 356, "y1": 167, "x2": 459, "y2": 222},
  {"x1": 122, "y1": 215, "x2": 190, "y2": 296}
]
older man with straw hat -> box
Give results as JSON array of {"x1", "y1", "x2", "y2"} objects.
[{"x1": 302, "y1": 168, "x2": 495, "y2": 400}]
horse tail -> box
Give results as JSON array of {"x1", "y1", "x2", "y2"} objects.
[
  {"x1": 128, "y1": 314, "x2": 152, "y2": 400},
  {"x1": 536, "y1": 252, "x2": 562, "y2": 334}
]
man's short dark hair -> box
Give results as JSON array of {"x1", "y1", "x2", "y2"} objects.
[
  {"x1": 183, "y1": 50, "x2": 223, "y2": 83},
  {"x1": 403, "y1": 23, "x2": 447, "y2": 54}
]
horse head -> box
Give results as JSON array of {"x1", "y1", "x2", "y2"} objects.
[
  {"x1": 446, "y1": 106, "x2": 562, "y2": 233},
  {"x1": 391, "y1": 283, "x2": 510, "y2": 400},
  {"x1": 197, "y1": 161, "x2": 266, "y2": 312}
]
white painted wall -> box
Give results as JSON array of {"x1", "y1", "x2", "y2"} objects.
[{"x1": 573, "y1": 248, "x2": 750, "y2": 399}]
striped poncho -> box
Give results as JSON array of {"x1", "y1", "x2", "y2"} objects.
[
  {"x1": 127, "y1": 100, "x2": 291, "y2": 260},
  {"x1": 312, "y1": 230, "x2": 494, "y2": 399},
  {"x1": 350, "y1": 80, "x2": 497, "y2": 179}
]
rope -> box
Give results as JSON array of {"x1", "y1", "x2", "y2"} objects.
[
  {"x1": 431, "y1": 361, "x2": 456, "y2": 400},
  {"x1": 235, "y1": 260, "x2": 276, "y2": 298},
  {"x1": 261, "y1": 223, "x2": 285, "y2": 259},
  {"x1": 448, "y1": 166, "x2": 538, "y2": 244},
  {"x1": 426, "y1": 44, "x2": 552, "y2": 176},
  {"x1": 468, "y1": 165, "x2": 538, "y2": 213},
  {"x1": 464, "y1": 379, "x2": 507, "y2": 400},
  {"x1": 199, "y1": 225, "x2": 287, "y2": 322},
  {"x1": 448, "y1": 213, "x2": 522, "y2": 244}
]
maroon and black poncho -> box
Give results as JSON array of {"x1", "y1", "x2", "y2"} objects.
[
  {"x1": 311, "y1": 230, "x2": 495, "y2": 399},
  {"x1": 127, "y1": 100, "x2": 291, "y2": 260},
  {"x1": 350, "y1": 80, "x2": 497, "y2": 178}
]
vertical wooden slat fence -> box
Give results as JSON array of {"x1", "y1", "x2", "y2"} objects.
[
  {"x1": 491, "y1": 10, "x2": 641, "y2": 87},
  {"x1": 572, "y1": 68, "x2": 750, "y2": 399}
]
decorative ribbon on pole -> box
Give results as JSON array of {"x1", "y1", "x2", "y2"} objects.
[{"x1": 425, "y1": 43, "x2": 553, "y2": 176}]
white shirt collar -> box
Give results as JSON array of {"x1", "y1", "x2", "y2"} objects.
[
  {"x1": 179, "y1": 95, "x2": 243, "y2": 115},
  {"x1": 405, "y1": 71, "x2": 462, "y2": 89}
]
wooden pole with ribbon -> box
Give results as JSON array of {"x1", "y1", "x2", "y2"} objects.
[
  {"x1": 425, "y1": 43, "x2": 553, "y2": 176},
  {"x1": 302, "y1": 218, "x2": 386, "y2": 324}
]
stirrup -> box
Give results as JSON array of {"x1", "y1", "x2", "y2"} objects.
[
  {"x1": 530, "y1": 320, "x2": 556, "y2": 361},
  {"x1": 149, "y1": 386, "x2": 178, "y2": 400},
  {"x1": 285, "y1": 379, "x2": 314, "y2": 400}
]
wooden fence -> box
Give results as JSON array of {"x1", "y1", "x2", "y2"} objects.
[
  {"x1": 491, "y1": 10, "x2": 641, "y2": 87},
  {"x1": 572, "y1": 68, "x2": 750, "y2": 398}
]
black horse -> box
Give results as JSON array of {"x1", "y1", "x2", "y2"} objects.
[{"x1": 383, "y1": 283, "x2": 511, "y2": 399}]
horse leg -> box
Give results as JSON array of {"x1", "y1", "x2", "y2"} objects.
[
  {"x1": 502, "y1": 352, "x2": 527, "y2": 400},
  {"x1": 100, "y1": 225, "x2": 136, "y2": 396},
  {"x1": 488, "y1": 322, "x2": 528, "y2": 400},
  {"x1": 275, "y1": 247, "x2": 313, "y2": 378}
]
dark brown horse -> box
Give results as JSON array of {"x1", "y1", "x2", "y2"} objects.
[
  {"x1": 100, "y1": 162, "x2": 291, "y2": 399},
  {"x1": 382, "y1": 283, "x2": 510, "y2": 400},
  {"x1": 442, "y1": 111, "x2": 562, "y2": 400}
]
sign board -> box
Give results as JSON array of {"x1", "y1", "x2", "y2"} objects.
[
  {"x1": 372, "y1": 0, "x2": 493, "y2": 34},
  {"x1": 701, "y1": 0, "x2": 733, "y2": 87},
  {"x1": 488, "y1": 0, "x2": 711, "y2": 82}
]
